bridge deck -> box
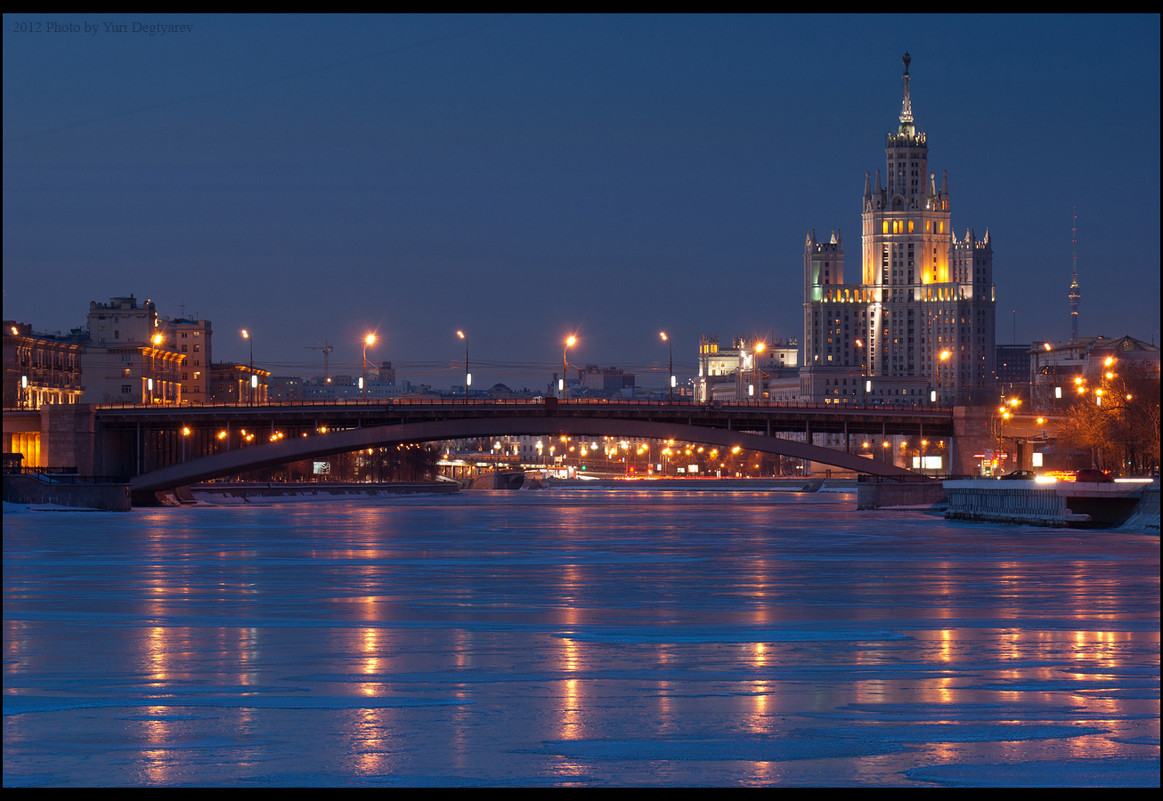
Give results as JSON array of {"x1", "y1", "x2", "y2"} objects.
[
  {"x1": 94, "y1": 397, "x2": 953, "y2": 438},
  {"x1": 110, "y1": 399, "x2": 946, "y2": 492}
]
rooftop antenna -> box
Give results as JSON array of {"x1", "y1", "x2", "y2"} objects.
[{"x1": 306, "y1": 340, "x2": 334, "y2": 383}]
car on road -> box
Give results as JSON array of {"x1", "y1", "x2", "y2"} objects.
[
  {"x1": 1073, "y1": 468, "x2": 1114, "y2": 483},
  {"x1": 998, "y1": 470, "x2": 1036, "y2": 480}
]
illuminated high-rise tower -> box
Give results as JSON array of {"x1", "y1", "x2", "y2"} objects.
[
  {"x1": 802, "y1": 53, "x2": 996, "y2": 406},
  {"x1": 1068, "y1": 210, "x2": 1081, "y2": 342}
]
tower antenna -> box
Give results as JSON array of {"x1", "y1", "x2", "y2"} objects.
[{"x1": 1068, "y1": 209, "x2": 1081, "y2": 342}]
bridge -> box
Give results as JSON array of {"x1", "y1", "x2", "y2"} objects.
[{"x1": 9, "y1": 397, "x2": 988, "y2": 494}]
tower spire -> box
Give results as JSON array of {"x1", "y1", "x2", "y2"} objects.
[
  {"x1": 1068, "y1": 209, "x2": 1081, "y2": 342},
  {"x1": 899, "y1": 51, "x2": 913, "y2": 128}
]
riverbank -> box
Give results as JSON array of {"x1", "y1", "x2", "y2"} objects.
[
  {"x1": 537, "y1": 475, "x2": 854, "y2": 492},
  {"x1": 161, "y1": 480, "x2": 459, "y2": 505},
  {"x1": 943, "y1": 479, "x2": 1159, "y2": 531},
  {"x1": 2, "y1": 472, "x2": 131, "y2": 511}
]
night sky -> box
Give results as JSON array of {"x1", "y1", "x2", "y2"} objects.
[{"x1": 4, "y1": 14, "x2": 1159, "y2": 391}]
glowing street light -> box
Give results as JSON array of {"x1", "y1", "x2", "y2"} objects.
[
  {"x1": 753, "y1": 341, "x2": 766, "y2": 401},
  {"x1": 561, "y1": 335, "x2": 577, "y2": 397},
  {"x1": 934, "y1": 349, "x2": 952, "y2": 404},
  {"x1": 241, "y1": 329, "x2": 253, "y2": 368},
  {"x1": 457, "y1": 330, "x2": 471, "y2": 394},
  {"x1": 362, "y1": 333, "x2": 376, "y2": 401},
  {"x1": 660, "y1": 332, "x2": 674, "y2": 403},
  {"x1": 856, "y1": 338, "x2": 867, "y2": 403}
]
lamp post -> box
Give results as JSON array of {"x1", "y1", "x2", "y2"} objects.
[
  {"x1": 856, "y1": 338, "x2": 865, "y2": 404},
  {"x1": 362, "y1": 333, "x2": 376, "y2": 401},
  {"x1": 561, "y1": 335, "x2": 576, "y2": 398},
  {"x1": 937, "y1": 349, "x2": 951, "y2": 405},
  {"x1": 660, "y1": 331, "x2": 673, "y2": 403},
  {"x1": 457, "y1": 330, "x2": 470, "y2": 396},
  {"x1": 754, "y1": 341, "x2": 765, "y2": 402},
  {"x1": 989, "y1": 398, "x2": 1020, "y2": 475},
  {"x1": 241, "y1": 329, "x2": 253, "y2": 405},
  {"x1": 241, "y1": 329, "x2": 253, "y2": 368}
]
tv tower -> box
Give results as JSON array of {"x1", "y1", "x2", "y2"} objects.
[{"x1": 1068, "y1": 209, "x2": 1081, "y2": 342}]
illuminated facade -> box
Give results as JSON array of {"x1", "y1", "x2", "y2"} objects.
[
  {"x1": 161, "y1": 318, "x2": 213, "y2": 405},
  {"x1": 208, "y1": 362, "x2": 270, "y2": 405},
  {"x1": 802, "y1": 53, "x2": 996, "y2": 405},
  {"x1": 81, "y1": 296, "x2": 184, "y2": 404},
  {"x1": 696, "y1": 334, "x2": 799, "y2": 402},
  {"x1": 80, "y1": 342, "x2": 184, "y2": 405},
  {"x1": 3, "y1": 322, "x2": 85, "y2": 410}
]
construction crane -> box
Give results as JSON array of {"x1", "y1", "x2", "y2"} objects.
[{"x1": 306, "y1": 341, "x2": 334, "y2": 383}]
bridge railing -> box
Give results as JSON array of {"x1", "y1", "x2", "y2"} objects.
[{"x1": 90, "y1": 396, "x2": 952, "y2": 413}]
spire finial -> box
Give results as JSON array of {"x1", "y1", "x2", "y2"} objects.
[{"x1": 899, "y1": 52, "x2": 913, "y2": 126}]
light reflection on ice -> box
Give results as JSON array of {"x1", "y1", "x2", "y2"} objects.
[{"x1": 3, "y1": 491, "x2": 1158, "y2": 787}]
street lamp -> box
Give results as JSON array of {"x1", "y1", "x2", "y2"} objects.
[
  {"x1": 753, "y1": 341, "x2": 765, "y2": 401},
  {"x1": 660, "y1": 331, "x2": 673, "y2": 403},
  {"x1": 855, "y1": 338, "x2": 866, "y2": 404},
  {"x1": 561, "y1": 335, "x2": 576, "y2": 398},
  {"x1": 457, "y1": 330, "x2": 471, "y2": 395},
  {"x1": 241, "y1": 329, "x2": 253, "y2": 405},
  {"x1": 362, "y1": 333, "x2": 376, "y2": 401},
  {"x1": 936, "y1": 349, "x2": 951, "y2": 405}
]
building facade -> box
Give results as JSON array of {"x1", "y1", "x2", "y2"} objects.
[
  {"x1": 577, "y1": 365, "x2": 635, "y2": 397},
  {"x1": 209, "y1": 362, "x2": 270, "y2": 405},
  {"x1": 3, "y1": 322, "x2": 85, "y2": 409},
  {"x1": 801, "y1": 54, "x2": 996, "y2": 406},
  {"x1": 163, "y1": 318, "x2": 213, "y2": 405},
  {"x1": 80, "y1": 341, "x2": 184, "y2": 405},
  {"x1": 697, "y1": 335, "x2": 799, "y2": 402},
  {"x1": 80, "y1": 296, "x2": 184, "y2": 405},
  {"x1": 86, "y1": 295, "x2": 159, "y2": 346}
]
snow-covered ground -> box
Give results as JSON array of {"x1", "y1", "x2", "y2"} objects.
[{"x1": 4, "y1": 491, "x2": 1158, "y2": 786}]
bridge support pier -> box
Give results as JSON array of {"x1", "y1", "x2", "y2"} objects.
[
  {"x1": 951, "y1": 405, "x2": 993, "y2": 477},
  {"x1": 42, "y1": 404, "x2": 98, "y2": 474}
]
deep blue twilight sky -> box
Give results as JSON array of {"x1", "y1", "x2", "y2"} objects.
[{"x1": 4, "y1": 13, "x2": 1159, "y2": 390}]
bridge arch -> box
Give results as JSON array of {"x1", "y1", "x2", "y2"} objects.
[{"x1": 130, "y1": 416, "x2": 918, "y2": 492}]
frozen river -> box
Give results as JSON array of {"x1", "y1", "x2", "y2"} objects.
[{"x1": 3, "y1": 488, "x2": 1159, "y2": 787}]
